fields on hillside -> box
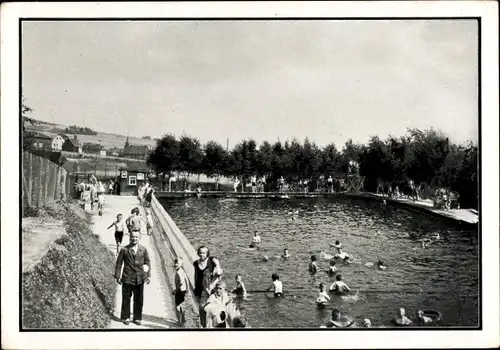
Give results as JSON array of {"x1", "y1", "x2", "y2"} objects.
[{"x1": 26, "y1": 120, "x2": 156, "y2": 150}]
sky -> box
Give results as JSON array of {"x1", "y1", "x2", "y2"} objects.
[{"x1": 22, "y1": 20, "x2": 478, "y2": 149}]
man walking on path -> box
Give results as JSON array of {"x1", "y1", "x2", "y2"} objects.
[{"x1": 115, "y1": 231, "x2": 151, "y2": 325}]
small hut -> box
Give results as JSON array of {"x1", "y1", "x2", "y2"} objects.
[{"x1": 116, "y1": 167, "x2": 149, "y2": 195}]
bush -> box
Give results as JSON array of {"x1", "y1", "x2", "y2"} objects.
[{"x1": 22, "y1": 204, "x2": 116, "y2": 329}]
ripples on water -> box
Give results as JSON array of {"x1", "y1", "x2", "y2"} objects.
[{"x1": 160, "y1": 197, "x2": 479, "y2": 328}]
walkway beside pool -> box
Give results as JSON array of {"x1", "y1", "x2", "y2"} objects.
[{"x1": 89, "y1": 195, "x2": 179, "y2": 329}]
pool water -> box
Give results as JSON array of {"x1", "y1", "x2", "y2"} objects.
[{"x1": 160, "y1": 197, "x2": 479, "y2": 328}]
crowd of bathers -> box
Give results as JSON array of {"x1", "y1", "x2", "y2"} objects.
[{"x1": 184, "y1": 226, "x2": 441, "y2": 328}]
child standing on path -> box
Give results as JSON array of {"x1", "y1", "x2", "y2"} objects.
[
  {"x1": 173, "y1": 257, "x2": 189, "y2": 325},
  {"x1": 108, "y1": 213, "x2": 126, "y2": 254},
  {"x1": 126, "y1": 207, "x2": 142, "y2": 234},
  {"x1": 145, "y1": 210, "x2": 154, "y2": 235}
]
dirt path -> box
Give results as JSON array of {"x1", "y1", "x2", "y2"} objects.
[
  {"x1": 22, "y1": 217, "x2": 66, "y2": 273},
  {"x1": 89, "y1": 195, "x2": 179, "y2": 329}
]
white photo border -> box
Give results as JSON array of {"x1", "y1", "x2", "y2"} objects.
[{"x1": 1, "y1": 1, "x2": 498, "y2": 349}]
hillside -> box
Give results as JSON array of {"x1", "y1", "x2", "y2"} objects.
[{"x1": 26, "y1": 119, "x2": 157, "y2": 150}]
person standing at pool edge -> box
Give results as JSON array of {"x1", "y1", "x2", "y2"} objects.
[
  {"x1": 193, "y1": 246, "x2": 216, "y2": 328},
  {"x1": 173, "y1": 257, "x2": 189, "y2": 325},
  {"x1": 115, "y1": 231, "x2": 151, "y2": 325}
]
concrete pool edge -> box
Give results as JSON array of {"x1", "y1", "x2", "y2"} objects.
[{"x1": 150, "y1": 194, "x2": 200, "y2": 326}]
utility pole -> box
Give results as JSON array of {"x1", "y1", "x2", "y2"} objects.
[{"x1": 226, "y1": 138, "x2": 229, "y2": 152}]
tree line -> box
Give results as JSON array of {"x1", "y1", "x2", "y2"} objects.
[
  {"x1": 63, "y1": 125, "x2": 98, "y2": 135},
  {"x1": 146, "y1": 129, "x2": 478, "y2": 208}
]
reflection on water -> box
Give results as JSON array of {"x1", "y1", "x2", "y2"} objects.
[{"x1": 160, "y1": 197, "x2": 479, "y2": 328}]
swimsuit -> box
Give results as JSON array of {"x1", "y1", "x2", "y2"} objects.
[{"x1": 233, "y1": 285, "x2": 245, "y2": 296}]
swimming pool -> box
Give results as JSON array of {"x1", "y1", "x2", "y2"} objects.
[{"x1": 159, "y1": 196, "x2": 479, "y2": 328}]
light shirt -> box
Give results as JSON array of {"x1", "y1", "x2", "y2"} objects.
[
  {"x1": 129, "y1": 244, "x2": 138, "y2": 255},
  {"x1": 330, "y1": 281, "x2": 350, "y2": 293},
  {"x1": 317, "y1": 291, "x2": 330, "y2": 303},
  {"x1": 336, "y1": 251, "x2": 349, "y2": 260},
  {"x1": 146, "y1": 215, "x2": 154, "y2": 227},
  {"x1": 128, "y1": 216, "x2": 142, "y2": 231},
  {"x1": 175, "y1": 268, "x2": 188, "y2": 292},
  {"x1": 114, "y1": 220, "x2": 126, "y2": 232},
  {"x1": 252, "y1": 236, "x2": 261, "y2": 243},
  {"x1": 206, "y1": 292, "x2": 231, "y2": 307},
  {"x1": 272, "y1": 280, "x2": 283, "y2": 293}
]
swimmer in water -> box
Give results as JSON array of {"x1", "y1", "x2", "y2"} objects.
[
  {"x1": 316, "y1": 283, "x2": 330, "y2": 305},
  {"x1": 266, "y1": 273, "x2": 283, "y2": 297},
  {"x1": 421, "y1": 238, "x2": 432, "y2": 249},
  {"x1": 282, "y1": 248, "x2": 291, "y2": 259},
  {"x1": 309, "y1": 255, "x2": 318, "y2": 275},
  {"x1": 334, "y1": 248, "x2": 351, "y2": 264},
  {"x1": 327, "y1": 260, "x2": 337, "y2": 279},
  {"x1": 249, "y1": 230, "x2": 261, "y2": 248},
  {"x1": 329, "y1": 274, "x2": 351, "y2": 295},
  {"x1": 362, "y1": 318, "x2": 372, "y2": 328},
  {"x1": 377, "y1": 260, "x2": 387, "y2": 270},
  {"x1": 416, "y1": 310, "x2": 433, "y2": 325},
  {"x1": 231, "y1": 274, "x2": 248, "y2": 299},
  {"x1": 393, "y1": 307, "x2": 412, "y2": 326},
  {"x1": 329, "y1": 240, "x2": 343, "y2": 252}
]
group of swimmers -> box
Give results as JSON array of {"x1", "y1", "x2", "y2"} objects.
[{"x1": 241, "y1": 231, "x2": 440, "y2": 328}]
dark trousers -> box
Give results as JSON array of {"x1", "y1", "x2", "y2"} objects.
[{"x1": 121, "y1": 283, "x2": 144, "y2": 321}]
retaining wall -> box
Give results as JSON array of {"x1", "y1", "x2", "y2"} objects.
[{"x1": 150, "y1": 194, "x2": 200, "y2": 325}]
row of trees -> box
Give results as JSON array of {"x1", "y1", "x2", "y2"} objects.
[
  {"x1": 63, "y1": 125, "x2": 98, "y2": 135},
  {"x1": 146, "y1": 129, "x2": 478, "y2": 208}
]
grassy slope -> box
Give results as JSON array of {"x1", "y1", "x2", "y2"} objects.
[
  {"x1": 22, "y1": 203, "x2": 116, "y2": 329},
  {"x1": 26, "y1": 119, "x2": 156, "y2": 150}
]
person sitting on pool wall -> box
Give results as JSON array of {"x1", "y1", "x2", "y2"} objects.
[
  {"x1": 329, "y1": 274, "x2": 351, "y2": 295},
  {"x1": 266, "y1": 273, "x2": 283, "y2": 297}
]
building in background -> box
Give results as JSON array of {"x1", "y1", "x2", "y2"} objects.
[
  {"x1": 116, "y1": 167, "x2": 149, "y2": 195},
  {"x1": 30, "y1": 132, "x2": 53, "y2": 150},
  {"x1": 99, "y1": 149, "x2": 107, "y2": 157},
  {"x1": 62, "y1": 134, "x2": 82, "y2": 154},
  {"x1": 51, "y1": 134, "x2": 67, "y2": 151},
  {"x1": 108, "y1": 147, "x2": 121, "y2": 157},
  {"x1": 122, "y1": 144, "x2": 149, "y2": 159}
]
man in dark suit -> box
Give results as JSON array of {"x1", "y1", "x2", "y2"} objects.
[{"x1": 115, "y1": 230, "x2": 151, "y2": 325}]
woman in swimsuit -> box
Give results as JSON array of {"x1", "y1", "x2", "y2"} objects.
[{"x1": 193, "y1": 245, "x2": 218, "y2": 328}]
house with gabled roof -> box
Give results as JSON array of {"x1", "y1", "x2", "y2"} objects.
[
  {"x1": 122, "y1": 144, "x2": 149, "y2": 159},
  {"x1": 62, "y1": 134, "x2": 82, "y2": 153}
]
